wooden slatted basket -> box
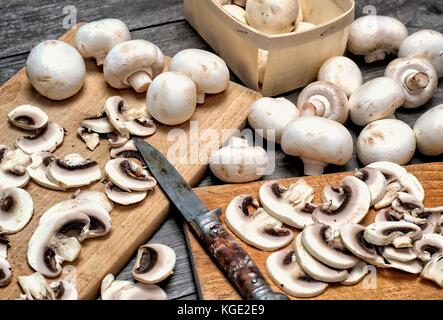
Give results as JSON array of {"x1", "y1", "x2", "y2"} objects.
[{"x1": 184, "y1": 0, "x2": 355, "y2": 97}]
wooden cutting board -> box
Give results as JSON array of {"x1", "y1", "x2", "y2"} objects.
[
  {"x1": 0, "y1": 26, "x2": 261, "y2": 299},
  {"x1": 186, "y1": 163, "x2": 443, "y2": 300}
]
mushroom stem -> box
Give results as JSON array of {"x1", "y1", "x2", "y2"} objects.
[
  {"x1": 365, "y1": 50, "x2": 386, "y2": 64},
  {"x1": 300, "y1": 100, "x2": 325, "y2": 117},
  {"x1": 197, "y1": 92, "x2": 206, "y2": 104},
  {"x1": 128, "y1": 71, "x2": 152, "y2": 93},
  {"x1": 301, "y1": 158, "x2": 327, "y2": 176},
  {"x1": 94, "y1": 53, "x2": 107, "y2": 67},
  {"x1": 405, "y1": 72, "x2": 429, "y2": 91}
]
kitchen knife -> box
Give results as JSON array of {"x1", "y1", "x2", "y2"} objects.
[{"x1": 135, "y1": 139, "x2": 288, "y2": 301}]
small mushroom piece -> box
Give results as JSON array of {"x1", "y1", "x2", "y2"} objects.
[
  {"x1": 0, "y1": 257, "x2": 11, "y2": 287},
  {"x1": 247, "y1": 97, "x2": 299, "y2": 144},
  {"x1": 46, "y1": 154, "x2": 101, "y2": 189},
  {"x1": 364, "y1": 221, "x2": 422, "y2": 248},
  {"x1": 132, "y1": 244, "x2": 176, "y2": 284},
  {"x1": 26, "y1": 40, "x2": 86, "y2": 100},
  {"x1": 385, "y1": 57, "x2": 438, "y2": 108},
  {"x1": 104, "y1": 40, "x2": 165, "y2": 93},
  {"x1": 0, "y1": 187, "x2": 34, "y2": 235},
  {"x1": 281, "y1": 117, "x2": 353, "y2": 176},
  {"x1": 374, "y1": 181, "x2": 403, "y2": 210},
  {"x1": 50, "y1": 280, "x2": 78, "y2": 300},
  {"x1": 18, "y1": 272, "x2": 55, "y2": 300},
  {"x1": 105, "y1": 182, "x2": 147, "y2": 206},
  {"x1": 357, "y1": 119, "x2": 416, "y2": 166},
  {"x1": 100, "y1": 274, "x2": 167, "y2": 300},
  {"x1": 146, "y1": 72, "x2": 197, "y2": 126},
  {"x1": 341, "y1": 260, "x2": 370, "y2": 286},
  {"x1": 15, "y1": 122, "x2": 65, "y2": 155},
  {"x1": 259, "y1": 180, "x2": 315, "y2": 229},
  {"x1": 347, "y1": 15, "x2": 408, "y2": 63},
  {"x1": 75, "y1": 19, "x2": 131, "y2": 66},
  {"x1": 385, "y1": 257, "x2": 423, "y2": 274},
  {"x1": 223, "y1": 4, "x2": 247, "y2": 24},
  {"x1": 317, "y1": 56, "x2": 363, "y2": 97},
  {"x1": 414, "y1": 105, "x2": 443, "y2": 156},
  {"x1": 8, "y1": 105, "x2": 48, "y2": 130},
  {"x1": 245, "y1": 0, "x2": 299, "y2": 34},
  {"x1": 265, "y1": 248, "x2": 328, "y2": 298},
  {"x1": 110, "y1": 140, "x2": 142, "y2": 161},
  {"x1": 421, "y1": 253, "x2": 443, "y2": 287},
  {"x1": 381, "y1": 246, "x2": 417, "y2": 262},
  {"x1": 169, "y1": 49, "x2": 229, "y2": 104},
  {"x1": 313, "y1": 176, "x2": 371, "y2": 229},
  {"x1": 354, "y1": 167, "x2": 387, "y2": 206},
  {"x1": 0, "y1": 146, "x2": 31, "y2": 189},
  {"x1": 349, "y1": 77, "x2": 405, "y2": 126},
  {"x1": 77, "y1": 128, "x2": 100, "y2": 151},
  {"x1": 294, "y1": 234, "x2": 348, "y2": 283},
  {"x1": 414, "y1": 234, "x2": 443, "y2": 262},
  {"x1": 105, "y1": 158, "x2": 157, "y2": 192},
  {"x1": 399, "y1": 29, "x2": 443, "y2": 78},
  {"x1": 297, "y1": 81, "x2": 349, "y2": 124},
  {"x1": 225, "y1": 195, "x2": 294, "y2": 251},
  {"x1": 301, "y1": 224, "x2": 359, "y2": 269},
  {"x1": 106, "y1": 132, "x2": 129, "y2": 148}
]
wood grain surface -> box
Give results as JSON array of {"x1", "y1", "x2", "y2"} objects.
[
  {"x1": 0, "y1": 25, "x2": 260, "y2": 300},
  {"x1": 187, "y1": 163, "x2": 443, "y2": 300}
]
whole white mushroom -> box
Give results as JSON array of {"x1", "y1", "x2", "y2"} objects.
[{"x1": 414, "y1": 105, "x2": 443, "y2": 156}]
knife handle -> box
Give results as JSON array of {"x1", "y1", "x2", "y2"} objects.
[{"x1": 190, "y1": 209, "x2": 289, "y2": 300}]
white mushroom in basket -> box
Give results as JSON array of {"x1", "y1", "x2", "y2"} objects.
[
  {"x1": 297, "y1": 81, "x2": 349, "y2": 124},
  {"x1": 281, "y1": 117, "x2": 353, "y2": 176},
  {"x1": 347, "y1": 15, "x2": 408, "y2": 63},
  {"x1": 0, "y1": 187, "x2": 34, "y2": 235},
  {"x1": 104, "y1": 40, "x2": 165, "y2": 93},
  {"x1": 105, "y1": 158, "x2": 157, "y2": 192},
  {"x1": 364, "y1": 221, "x2": 422, "y2": 249},
  {"x1": 223, "y1": 4, "x2": 247, "y2": 24},
  {"x1": 317, "y1": 56, "x2": 363, "y2": 97},
  {"x1": 414, "y1": 105, "x2": 443, "y2": 156},
  {"x1": 15, "y1": 122, "x2": 65, "y2": 155},
  {"x1": 101, "y1": 274, "x2": 167, "y2": 300},
  {"x1": 26, "y1": 40, "x2": 86, "y2": 100},
  {"x1": 225, "y1": 195, "x2": 294, "y2": 251},
  {"x1": 75, "y1": 19, "x2": 131, "y2": 66},
  {"x1": 131, "y1": 244, "x2": 176, "y2": 284},
  {"x1": 8, "y1": 105, "x2": 48, "y2": 130},
  {"x1": 169, "y1": 49, "x2": 229, "y2": 104},
  {"x1": 0, "y1": 146, "x2": 31, "y2": 189},
  {"x1": 353, "y1": 167, "x2": 387, "y2": 206}
]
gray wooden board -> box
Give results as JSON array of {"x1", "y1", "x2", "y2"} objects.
[{"x1": 1, "y1": 0, "x2": 443, "y2": 300}]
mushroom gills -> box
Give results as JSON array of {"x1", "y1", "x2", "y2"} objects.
[{"x1": 132, "y1": 244, "x2": 176, "y2": 284}]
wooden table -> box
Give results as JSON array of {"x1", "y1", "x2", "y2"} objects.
[{"x1": 1, "y1": 0, "x2": 442, "y2": 300}]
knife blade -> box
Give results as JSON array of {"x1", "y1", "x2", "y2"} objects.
[{"x1": 135, "y1": 139, "x2": 288, "y2": 301}]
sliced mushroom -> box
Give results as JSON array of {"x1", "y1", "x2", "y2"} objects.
[
  {"x1": 18, "y1": 272, "x2": 54, "y2": 300},
  {"x1": 225, "y1": 195, "x2": 294, "y2": 251},
  {"x1": 105, "y1": 158, "x2": 157, "y2": 192},
  {"x1": 101, "y1": 274, "x2": 167, "y2": 300},
  {"x1": 110, "y1": 140, "x2": 141, "y2": 161},
  {"x1": 313, "y1": 176, "x2": 371, "y2": 229},
  {"x1": 384, "y1": 257, "x2": 423, "y2": 274},
  {"x1": 26, "y1": 152, "x2": 63, "y2": 190},
  {"x1": 8, "y1": 105, "x2": 48, "y2": 130},
  {"x1": 0, "y1": 146, "x2": 31, "y2": 189},
  {"x1": 0, "y1": 236, "x2": 8, "y2": 259},
  {"x1": 374, "y1": 181, "x2": 403, "y2": 210},
  {"x1": 132, "y1": 244, "x2": 176, "y2": 284},
  {"x1": 375, "y1": 208, "x2": 403, "y2": 223},
  {"x1": 106, "y1": 131, "x2": 129, "y2": 148},
  {"x1": 391, "y1": 192, "x2": 424, "y2": 216},
  {"x1": 381, "y1": 246, "x2": 417, "y2": 262},
  {"x1": 46, "y1": 154, "x2": 101, "y2": 189},
  {"x1": 0, "y1": 256, "x2": 12, "y2": 287},
  {"x1": 80, "y1": 114, "x2": 114, "y2": 134},
  {"x1": 421, "y1": 254, "x2": 443, "y2": 287},
  {"x1": 341, "y1": 260, "x2": 370, "y2": 286},
  {"x1": 0, "y1": 187, "x2": 34, "y2": 235},
  {"x1": 364, "y1": 221, "x2": 422, "y2": 248},
  {"x1": 77, "y1": 127, "x2": 100, "y2": 151},
  {"x1": 265, "y1": 248, "x2": 328, "y2": 298},
  {"x1": 15, "y1": 122, "x2": 65, "y2": 155},
  {"x1": 71, "y1": 190, "x2": 114, "y2": 213},
  {"x1": 105, "y1": 182, "x2": 147, "y2": 206},
  {"x1": 50, "y1": 280, "x2": 78, "y2": 300},
  {"x1": 321, "y1": 185, "x2": 345, "y2": 211},
  {"x1": 414, "y1": 234, "x2": 443, "y2": 262},
  {"x1": 354, "y1": 167, "x2": 387, "y2": 206},
  {"x1": 259, "y1": 180, "x2": 315, "y2": 229}
]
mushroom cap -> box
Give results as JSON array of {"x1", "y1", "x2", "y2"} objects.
[
  {"x1": 248, "y1": 97, "x2": 299, "y2": 144},
  {"x1": 15, "y1": 122, "x2": 65, "y2": 155},
  {"x1": 100, "y1": 274, "x2": 167, "y2": 300},
  {"x1": 169, "y1": 49, "x2": 229, "y2": 96},
  {"x1": 357, "y1": 119, "x2": 416, "y2": 166},
  {"x1": 8, "y1": 105, "x2": 48, "y2": 130},
  {"x1": 354, "y1": 167, "x2": 387, "y2": 206},
  {"x1": 297, "y1": 81, "x2": 350, "y2": 124},
  {"x1": 75, "y1": 19, "x2": 131, "y2": 64},
  {"x1": 414, "y1": 233, "x2": 443, "y2": 262},
  {"x1": 349, "y1": 77, "x2": 405, "y2": 126},
  {"x1": 0, "y1": 257, "x2": 12, "y2": 287},
  {"x1": 0, "y1": 187, "x2": 34, "y2": 235},
  {"x1": 225, "y1": 195, "x2": 294, "y2": 251},
  {"x1": 223, "y1": 4, "x2": 247, "y2": 24},
  {"x1": 104, "y1": 182, "x2": 147, "y2": 206},
  {"x1": 132, "y1": 244, "x2": 176, "y2": 284},
  {"x1": 146, "y1": 71, "x2": 197, "y2": 126},
  {"x1": 265, "y1": 248, "x2": 328, "y2": 298},
  {"x1": 281, "y1": 117, "x2": 353, "y2": 175},
  {"x1": 105, "y1": 158, "x2": 157, "y2": 192},
  {"x1": 399, "y1": 29, "x2": 443, "y2": 78},
  {"x1": 385, "y1": 57, "x2": 438, "y2": 108},
  {"x1": 364, "y1": 221, "x2": 422, "y2": 248},
  {"x1": 317, "y1": 56, "x2": 363, "y2": 97},
  {"x1": 414, "y1": 104, "x2": 443, "y2": 156},
  {"x1": 341, "y1": 260, "x2": 369, "y2": 286},
  {"x1": 245, "y1": 0, "x2": 299, "y2": 34},
  {"x1": 26, "y1": 152, "x2": 63, "y2": 190},
  {"x1": 103, "y1": 40, "x2": 165, "y2": 90},
  {"x1": 26, "y1": 40, "x2": 86, "y2": 100}
]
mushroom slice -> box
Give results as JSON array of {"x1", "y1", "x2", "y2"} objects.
[
  {"x1": 77, "y1": 127, "x2": 100, "y2": 151},
  {"x1": 104, "y1": 97, "x2": 131, "y2": 137},
  {"x1": 80, "y1": 114, "x2": 114, "y2": 134},
  {"x1": 0, "y1": 236, "x2": 8, "y2": 259},
  {"x1": 0, "y1": 257, "x2": 12, "y2": 287},
  {"x1": 28, "y1": 210, "x2": 90, "y2": 277},
  {"x1": 321, "y1": 185, "x2": 346, "y2": 211},
  {"x1": 18, "y1": 272, "x2": 55, "y2": 300},
  {"x1": 374, "y1": 181, "x2": 402, "y2": 210},
  {"x1": 259, "y1": 180, "x2": 315, "y2": 229},
  {"x1": 265, "y1": 248, "x2": 328, "y2": 298},
  {"x1": 132, "y1": 244, "x2": 176, "y2": 284},
  {"x1": 0, "y1": 187, "x2": 34, "y2": 235},
  {"x1": 101, "y1": 274, "x2": 167, "y2": 300},
  {"x1": 15, "y1": 122, "x2": 65, "y2": 155},
  {"x1": 0, "y1": 146, "x2": 31, "y2": 189},
  {"x1": 414, "y1": 234, "x2": 443, "y2": 262},
  {"x1": 301, "y1": 224, "x2": 359, "y2": 269},
  {"x1": 313, "y1": 176, "x2": 371, "y2": 229},
  {"x1": 421, "y1": 254, "x2": 443, "y2": 287},
  {"x1": 375, "y1": 208, "x2": 403, "y2": 223},
  {"x1": 27, "y1": 152, "x2": 64, "y2": 190},
  {"x1": 354, "y1": 167, "x2": 387, "y2": 206},
  {"x1": 72, "y1": 190, "x2": 114, "y2": 213},
  {"x1": 105, "y1": 182, "x2": 147, "y2": 206},
  {"x1": 105, "y1": 158, "x2": 157, "y2": 192},
  {"x1": 125, "y1": 118, "x2": 157, "y2": 137},
  {"x1": 294, "y1": 233, "x2": 348, "y2": 283},
  {"x1": 364, "y1": 221, "x2": 422, "y2": 248},
  {"x1": 341, "y1": 260, "x2": 369, "y2": 286},
  {"x1": 391, "y1": 192, "x2": 425, "y2": 216},
  {"x1": 46, "y1": 154, "x2": 101, "y2": 189},
  {"x1": 8, "y1": 105, "x2": 48, "y2": 130},
  {"x1": 381, "y1": 246, "x2": 417, "y2": 262},
  {"x1": 110, "y1": 140, "x2": 142, "y2": 161},
  {"x1": 50, "y1": 280, "x2": 78, "y2": 300},
  {"x1": 106, "y1": 131, "x2": 129, "y2": 148},
  {"x1": 384, "y1": 257, "x2": 423, "y2": 274},
  {"x1": 225, "y1": 195, "x2": 294, "y2": 251}
]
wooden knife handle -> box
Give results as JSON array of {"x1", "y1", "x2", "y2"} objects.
[{"x1": 190, "y1": 209, "x2": 289, "y2": 300}]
